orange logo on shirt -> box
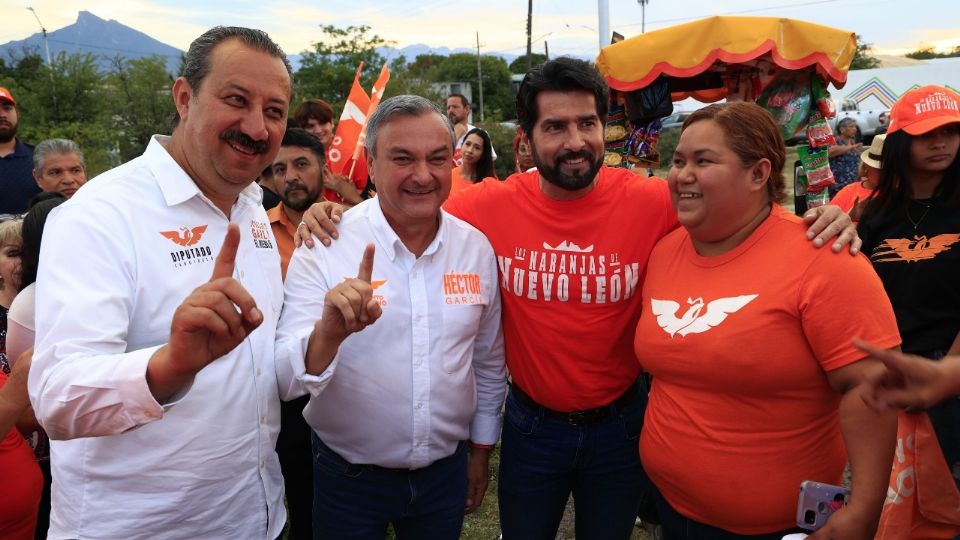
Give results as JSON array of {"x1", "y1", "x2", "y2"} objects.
[
  {"x1": 871, "y1": 234, "x2": 960, "y2": 263},
  {"x1": 160, "y1": 225, "x2": 208, "y2": 246},
  {"x1": 443, "y1": 272, "x2": 484, "y2": 305},
  {"x1": 651, "y1": 295, "x2": 758, "y2": 337}
]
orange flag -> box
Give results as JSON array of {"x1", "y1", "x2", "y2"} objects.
[
  {"x1": 327, "y1": 63, "x2": 370, "y2": 178},
  {"x1": 342, "y1": 63, "x2": 391, "y2": 191}
]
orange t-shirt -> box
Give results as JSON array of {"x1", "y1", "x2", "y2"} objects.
[
  {"x1": 829, "y1": 180, "x2": 875, "y2": 215},
  {"x1": 266, "y1": 203, "x2": 297, "y2": 280},
  {"x1": 444, "y1": 167, "x2": 677, "y2": 411},
  {"x1": 634, "y1": 205, "x2": 901, "y2": 534},
  {"x1": 448, "y1": 167, "x2": 477, "y2": 198}
]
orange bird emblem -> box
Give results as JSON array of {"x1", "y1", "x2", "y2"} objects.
[
  {"x1": 872, "y1": 234, "x2": 960, "y2": 263},
  {"x1": 160, "y1": 225, "x2": 209, "y2": 247}
]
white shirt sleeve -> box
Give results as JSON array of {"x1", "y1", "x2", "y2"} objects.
[
  {"x1": 29, "y1": 204, "x2": 165, "y2": 440},
  {"x1": 468, "y1": 245, "x2": 507, "y2": 446}
]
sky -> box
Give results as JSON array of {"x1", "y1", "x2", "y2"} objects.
[{"x1": 3, "y1": 0, "x2": 959, "y2": 60}]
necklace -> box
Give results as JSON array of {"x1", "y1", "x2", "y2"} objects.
[{"x1": 906, "y1": 200, "x2": 932, "y2": 230}]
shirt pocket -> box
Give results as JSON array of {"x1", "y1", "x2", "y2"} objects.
[{"x1": 440, "y1": 302, "x2": 485, "y2": 373}]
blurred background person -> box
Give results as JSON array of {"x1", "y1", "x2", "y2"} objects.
[
  {"x1": 0, "y1": 87, "x2": 41, "y2": 218},
  {"x1": 31, "y1": 139, "x2": 87, "y2": 199},
  {"x1": 830, "y1": 134, "x2": 885, "y2": 221},
  {"x1": 857, "y1": 85, "x2": 960, "y2": 537},
  {"x1": 450, "y1": 127, "x2": 496, "y2": 197},
  {"x1": 635, "y1": 102, "x2": 899, "y2": 540},
  {"x1": 828, "y1": 117, "x2": 864, "y2": 198},
  {"x1": 0, "y1": 218, "x2": 23, "y2": 376},
  {"x1": 512, "y1": 131, "x2": 535, "y2": 173},
  {"x1": 7, "y1": 193, "x2": 66, "y2": 540},
  {"x1": 0, "y1": 350, "x2": 43, "y2": 540},
  {"x1": 293, "y1": 99, "x2": 335, "y2": 149}
]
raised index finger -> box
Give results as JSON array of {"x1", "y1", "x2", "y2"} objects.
[
  {"x1": 211, "y1": 223, "x2": 240, "y2": 281},
  {"x1": 357, "y1": 243, "x2": 375, "y2": 283}
]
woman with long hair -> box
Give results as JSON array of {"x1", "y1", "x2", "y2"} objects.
[
  {"x1": 857, "y1": 85, "x2": 960, "y2": 537},
  {"x1": 450, "y1": 128, "x2": 496, "y2": 196}
]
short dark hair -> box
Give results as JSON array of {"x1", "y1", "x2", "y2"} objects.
[
  {"x1": 683, "y1": 102, "x2": 787, "y2": 204},
  {"x1": 447, "y1": 93, "x2": 470, "y2": 109},
  {"x1": 20, "y1": 193, "x2": 67, "y2": 290},
  {"x1": 171, "y1": 26, "x2": 292, "y2": 127},
  {"x1": 294, "y1": 99, "x2": 334, "y2": 127},
  {"x1": 281, "y1": 127, "x2": 326, "y2": 164},
  {"x1": 516, "y1": 57, "x2": 608, "y2": 141}
]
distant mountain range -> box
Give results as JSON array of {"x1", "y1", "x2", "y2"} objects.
[{"x1": 0, "y1": 11, "x2": 525, "y2": 75}]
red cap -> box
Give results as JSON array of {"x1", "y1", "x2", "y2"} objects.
[
  {"x1": 0, "y1": 87, "x2": 15, "y2": 106},
  {"x1": 887, "y1": 85, "x2": 960, "y2": 135}
]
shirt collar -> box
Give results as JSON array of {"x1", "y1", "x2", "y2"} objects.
[
  {"x1": 363, "y1": 199, "x2": 446, "y2": 262},
  {"x1": 147, "y1": 135, "x2": 264, "y2": 211}
]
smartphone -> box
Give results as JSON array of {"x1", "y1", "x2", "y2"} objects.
[{"x1": 796, "y1": 480, "x2": 850, "y2": 531}]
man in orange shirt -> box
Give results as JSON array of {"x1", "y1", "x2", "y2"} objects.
[
  {"x1": 268, "y1": 128, "x2": 326, "y2": 279},
  {"x1": 267, "y1": 127, "x2": 326, "y2": 540}
]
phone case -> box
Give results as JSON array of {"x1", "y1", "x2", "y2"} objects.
[{"x1": 796, "y1": 480, "x2": 850, "y2": 531}]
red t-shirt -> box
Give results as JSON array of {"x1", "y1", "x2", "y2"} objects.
[
  {"x1": 634, "y1": 205, "x2": 901, "y2": 534},
  {"x1": 444, "y1": 167, "x2": 677, "y2": 411},
  {"x1": 0, "y1": 371, "x2": 43, "y2": 537}
]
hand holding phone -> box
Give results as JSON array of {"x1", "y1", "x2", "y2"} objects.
[{"x1": 796, "y1": 480, "x2": 850, "y2": 531}]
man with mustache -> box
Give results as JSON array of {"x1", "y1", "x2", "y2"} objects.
[
  {"x1": 29, "y1": 27, "x2": 294, "y2": 539},
  {"x1": 0, "y1": 87, "x2": 41, "y2": 217}
]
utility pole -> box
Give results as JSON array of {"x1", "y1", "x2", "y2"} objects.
[
  {"x1": 598, "y1": 0, "x2": 610, "y2": 52},
  {"x1": 476, "y1": 32, "x2": 485, "y2": 122},
  {"x1": 638, "y1": 0, "x2": 650, "y2": 33},
  {"x1": 544, "y1": 41, "x2": 549, "y2": 60},
  {"x1": 27, "y1": 6, "x2": 57, "y2": 117},
  {"x1": 526, "y1": 0, "x2": 533, "y2": 71}
]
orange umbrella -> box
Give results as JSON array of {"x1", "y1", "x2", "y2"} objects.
[{"x1": 596, "y1": 16, "x2": 857, "y2": 102}]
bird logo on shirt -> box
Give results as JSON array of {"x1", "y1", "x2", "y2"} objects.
[
  {"x1": 651, "y1": 294, "x2": 758, "y2": 337},
  {"x1": 871, "y1": 234, "x2": 960, "y2": 263},
  {"x1": 160, "y1": 225, "x2": 208, "y2": 247}
]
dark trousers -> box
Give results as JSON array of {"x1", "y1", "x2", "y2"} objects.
[
  {"x1": 497, "y1": 384, "x2": 649, "y2": 540},
  {"x1": 277, "y1": 396, "x2": 313, "y2": 540},
  {"x1": 311, "y1": 434, "x2": 467, "y2": 540},
  {"x1": 649, "y1": 482, "x2": 805, "y2": 540}
]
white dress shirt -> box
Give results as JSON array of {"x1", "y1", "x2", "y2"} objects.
[
  {"x1": 29, "y1": 136, "x2": 289, "y2": 540},
  {"x1": 276, "y1": 198, "x2": 506, "y2": 470}
]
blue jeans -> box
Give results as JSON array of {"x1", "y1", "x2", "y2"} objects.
[
  {"x1": 649, "y1": 481, "x2": 805, "y2": 540},
  {"x1": 311, "y1": 434, "x2": 467, "y2": 540},
  {"x1": 497, "y1": 384, "x2": 648, "y2": 540}
]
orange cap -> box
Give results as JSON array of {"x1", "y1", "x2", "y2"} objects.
[
  {"x1": 887, "y1": 85, "x2": 960, "y2": 135},
  {"x1": 0, "y1": 87, "x2": 15, "y2": 106}
]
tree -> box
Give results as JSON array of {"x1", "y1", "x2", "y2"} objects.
[
  {"x1": 509, "y1": 53, "x2": 547, "y2": 73},
  {"x1": 431, "y1": 53, "x2": 513, "y2": 121},
  {"x1": 103, "y1": 55, "x2": 176, "y2": 162},
  {"x1": 294, "y1": 25, "x2": 395, "y2": 116},
  {"x1": 380, "y1": 56, "x2": 442, "y2": 103},
  {"x1": 906, "y1": 46, "x2": 960, "y2": 59},
  {"x1": 850, "y1": 34, "x2": 881, "y2": 70}
]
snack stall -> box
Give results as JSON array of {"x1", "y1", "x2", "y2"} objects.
[{"x1": 595, "y1": 16, "x2": 858, "y2": 213}]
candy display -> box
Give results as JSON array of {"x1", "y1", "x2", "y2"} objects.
[
  {"x1": 797, "y1": 144, "x2": 836, "y2": 193},
  {"x1": 756, "y1": 71, "x2": 813, "y2": 141},
  {"x1": 624, "y1": 119, "x2": 662, "y2": 168},
  {"x1": 806, "y1": 112, "x2": 836, "y2": 148}
]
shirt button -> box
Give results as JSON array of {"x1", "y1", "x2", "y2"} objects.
[
  {"x1": 416, "y1": 403, "x2": 423, "y2": 409},
  {"x1": 256, "y1": 368, "x2": 262, "y2": 377},
  {"x1": 260, "y1": 416, "x2": 266, "y2": 424}
]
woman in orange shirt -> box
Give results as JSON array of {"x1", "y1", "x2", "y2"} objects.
[
  {"x1": 635, "y1": 102, "x2": 900, "y2": 540},
  {"x1": 450, "y1": 128, "x2": 496, "y2": 196}
]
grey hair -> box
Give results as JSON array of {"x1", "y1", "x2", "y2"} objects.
[
  {"x1": 33, "y1": 139, "x2": 86, "y2": 173},
  {"x1": 364, "y1": 95, "x2": 456, "y2": 157},
  {"x1": 171, "y1": 26, "x2": 292, "y2": 127}
]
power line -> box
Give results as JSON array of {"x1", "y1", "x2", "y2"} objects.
[{"x1": 617, "y1": 0, "x2": 838, "y2": 29}]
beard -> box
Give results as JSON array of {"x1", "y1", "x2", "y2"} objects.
[
  {"x1": 281, "y1": 182, "x2": 320, "y2": 211},
  {"x1": 531, "y1": 144, "x2": 601, "y2": 192},
  {"x1": 0, "y1": 120, "x2": 16, "y2": 144}
]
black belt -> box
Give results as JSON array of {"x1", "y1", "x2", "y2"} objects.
[{"x1": 510, "y1": 381, "x2": 639, "y2": 427}]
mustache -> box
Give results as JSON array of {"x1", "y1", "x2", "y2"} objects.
[
  {"x1": 220, "y1": 130, "x2": 269, "y2": 154},
  {"x1": 284, "y1": 182, "x2": 307, "y2": 196}
]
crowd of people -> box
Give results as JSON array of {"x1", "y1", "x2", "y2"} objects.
[{"x1": 0, "y1": 22, "x2": 959, "y2": 540}]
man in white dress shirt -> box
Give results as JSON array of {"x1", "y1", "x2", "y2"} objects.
[
  {"x1": 275, "y1": 95, "x2": 507, "y2": 539},
  {"x1": 29, "y1": 27, "x2": 295, "y2": 539}
]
